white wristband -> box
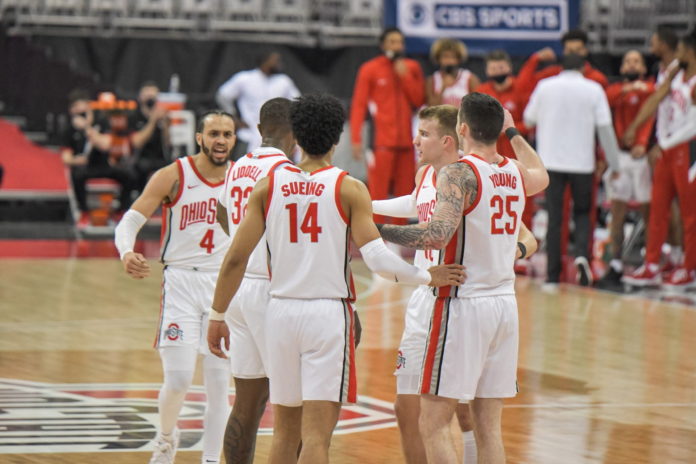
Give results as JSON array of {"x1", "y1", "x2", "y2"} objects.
[
  {"x1": 360, "y1": 238, "x2": 431, "y2": 285},
  {"x1": 114, "y1": 209, "x2": 148, "y2": 260},
  {"x1": 209, "y1": 308, "x2": 226, "y2": 321}
]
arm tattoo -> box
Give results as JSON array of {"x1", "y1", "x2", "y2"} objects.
[{"x1": 380, "y1": 162, "x2": 478, "y2": 249}]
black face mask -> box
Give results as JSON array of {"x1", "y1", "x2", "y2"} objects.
[
  {"x1": 490, "y1": 73, "x2": 510, "y2": 84},
  {"x1": 268, "y1": 66, "x2": 282, "y2": 75},
  {"x1": 441, "y1": 65, "x2": 458, "y2": 75},
  {"x1": 621, "y1": 72, "x2": 641, "y2": 82},
  {"x1": 385, "y1": 50, "x2": 405, "y2": 61},
  {"x1": 144, "y1": 98, "x2": 157, "y2": 109},
  {"x1": 679, "y1": 60, "x2": 689, "y2": 70}
]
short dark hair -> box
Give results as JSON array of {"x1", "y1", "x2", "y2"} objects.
[
  {"x1": 681, "y1": 29, "x2": 696, "y2": 52},
  {"x1": 290, "y1": 94, "x2": 345, "y2": 157},
  {"x1": 561, "y1": 28, "x2": 588, "y2": 46},
  {"x1": 458, "y1": 93, "x2": 504, "y2": 145},
  {"x1": 197, "y1": 110, "x2": 235, "y2": 133},
  {"x1": 656, "y1": 25, "x2": 679, "y2": 51},
  {"x1": 68, "y1": 89, "x2": 91, "y2": 106},
  {"x1": 379, "y1": 27, "x2": 403, "y2": 44},
  {"x1": 259, "y1": 97, "x2": 292, "y2": 137},
  {"x1": 485, "y1": 49, "x2": 512, "y2": 64}
]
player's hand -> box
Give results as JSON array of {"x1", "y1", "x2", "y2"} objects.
[
  {"x1": 207, "y1": 319, "x2": 230, "y2": 359},
  {"x1": 623, "y1": 127, "x2": 637, "y2": 147},
  {"x1": 427, "y1": 264, "x2": 466, "y2": 287},
  {"x1": 394, "y1": 58, "x2": 408, "y2": 76},
  {"x1": 354, "y1": 311, "x2": 362, "y2": 349},
  {"x1": 536, "y1": 47, "x2": 556, "y2": 62},
  {"x1": 352, "y1": 143, "x2": 363, "y2": 161},
  {"x1": 150, "y1": 105, "x2": 168, "y2": 122},
  {"x1": 648, "y1": 145, "x2": 663, "y2": 165},
  {"x1": 122, "y1": 252, "x2": 150, "y2": 279},
  {"x1": 501, "y1": 109, "x2": 515, "y2": 132},
  {"x1": 594, "y1": 159, "x2": 607, "y2": 181},
  {"x1": 72, "y1": 115, "x2": 89, "y2": 131},
  {"x1": 631, "y1": 144, "x2": 647, "y2": 159}
]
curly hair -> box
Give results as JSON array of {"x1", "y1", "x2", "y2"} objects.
[
  {"x1": 430, "y1": 38, "x2": 468, "y2": 64},
  {"x1": 290, "y1": 94, "x2": 345, "y2": 157}
]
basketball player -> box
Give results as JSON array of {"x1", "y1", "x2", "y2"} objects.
[
  {"x1": 215, "y1": 98, "x2": 295, "y2": 464},
  {"x1": 623, "y1": 30, "x2": 696, "y2": 289},
  {"x1": 379, "y1": 93, "x2": 549, "y2": 464},
  {"x1": 206, "y1": 94, "x2": 465, "y2": 464},
  {"x1": 114, "y1": 111, "x2": 235, "y2": 464},
  {"x1": 373, "y1": 104, "x2": 539, "y2": 464}
]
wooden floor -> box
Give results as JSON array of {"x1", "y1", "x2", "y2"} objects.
[{"x1": 1, "y1": 258, "x2": 696, "y2": 463}]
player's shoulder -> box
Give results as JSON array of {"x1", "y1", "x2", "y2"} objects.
[
  {"x1": 415, "y1": 164, "x2": 430, "y2": 186},
  {"x1": 340, "y1": 174, "x2": 370, "y2": 198}
]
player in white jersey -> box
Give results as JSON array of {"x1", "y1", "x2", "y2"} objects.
[
  {"x1": 206, "y1": 94, "x2": 465, "y2": 464},
  {"x1": 380, "y1": 93, "x2": 549, "y2": 464},
  {"x1": 214, "y1": 98, "x2": 295, "y2": 464},
  {"x1": 114, "y1": 111, "x2": 235, "y2": 464},
  {"x1": 623, "y1": 30, "x2": 696, "y2": 289},
  {"x1": 373, "y1": 105, "x2": 539, "y2": 464},
  {"x1": 426, "y1": 38, "x2": 479, "y2": 107}
]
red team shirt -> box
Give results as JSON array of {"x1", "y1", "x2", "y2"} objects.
[{"x1": 605, "y1": 80, "x2": 656, "y2": 150}]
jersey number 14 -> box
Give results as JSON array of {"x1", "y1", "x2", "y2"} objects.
[{"x1": 286, "y1": 203, "x2": 322, "y2": 243}]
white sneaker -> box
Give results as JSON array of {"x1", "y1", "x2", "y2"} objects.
[{"x1": 149, "y1": 427, "x2": 180, "y2": 464}]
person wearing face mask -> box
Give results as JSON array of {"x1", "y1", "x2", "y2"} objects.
[
  {"x1": 129, "y1": 81, "x2": 171, "y2": 192},
  {"x1": 595, "y1": 51, "x2": 655, "y2": 288},
  {"x1": 350, "y1": 27, "x2": 425, "y2": 223},
  {"x1": 425, "y1": 38, "x2": 479, "y2": 107},
  {"x1": 60, "y1": 89, "x2": 137, "y2": 228},
  {"x1": 622, "y1": 30, "x2": 696, "y2": 290},
  {"x1": 216, "y1": 51, "x2": 300, "y2": 161}
]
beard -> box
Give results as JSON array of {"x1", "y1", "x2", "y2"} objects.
[{"x1": 201, "y1": 140, "x2": 231, "y2": 165}]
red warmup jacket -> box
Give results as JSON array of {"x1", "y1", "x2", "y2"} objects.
[
  {"x1": 605, "y1": 80, "x2": 655, "y2": 150},
  {"x1": 477, "y1": 54, "x2": 540, "y2": 159},
  {"x1": 350, "y1": 55, "x2": 425, "y2": 149},
  {"x1": 523, "y1": 53, "x2": 609, "y2": 90}
]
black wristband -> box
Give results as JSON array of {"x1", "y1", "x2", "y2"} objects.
[
  {"x1": 505, "y1": 127, "x2": 521, "y2": 140},
  {"x1": 517, "y1": 241, "x2": 527, "y2": 259}
]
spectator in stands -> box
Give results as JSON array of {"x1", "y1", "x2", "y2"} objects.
[
  {"x1": 216, "y1": 51, "x2": 300, "y2": 160},
  {"x1": 596, "y1": 50, "x2": 655, "y2": 288},
  {"x1": 425, "y1": 38, "x2": 479, "y2": 106},
  {"x1": 61, "y1": 90, "x2": 137, "y2": 227},
  {"x1": 350, "y1": 27, "x2": 425, "y2": 223},
  {"x1": 526, "y1": 29, "x2": 608, "y2": 89},
  {"x1": 524, "y1": 53, "x2": 621, "y2": 287},
  {"x1": 129, "y1": 81, "x2": 171, "y2": 192}
]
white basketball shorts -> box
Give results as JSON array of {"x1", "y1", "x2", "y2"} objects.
[
  {"x1": 420, "y1": 295, "x2": 519, "y2": 401},
  {"x1": 265, "y1": 297, "x2": 357, "y2": 407},
  {"x1": 604, "y1": 151, "x2": 651, "y2": 203},
  {"x1": 226, "y1": 277, "x2": 271, "y2": 379},
  {"x1": 395, "y1": 285, "x2": 436, "y2": 395},
  {"x1": 155, "y1": 266, "x2": 216, "y2": 355}
]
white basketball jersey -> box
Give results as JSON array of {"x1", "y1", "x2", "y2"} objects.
[
  {"x1": 437, "y1": 155, "x2": 525, "y2": 298},
  {"x1": 414, "y1": 165, "x2": 439, "y2": 270},
  {"x1": 432, "y1": 69, "x2": 473, "y2": 107},
  {"x1": 220, "y1": 147, "x2": 290, "y2": 279},
  {"x1": 160, "y1": 156, "x2": 231, "y2": 271},
  {"x1": 663, "y1": 70, "x2": 696, "y2": 141},
  {"x1": 656, "y1": 60, "x2": 678, "y2": 143},
  {"x1": 265, "y1": 165, "x2": 355, "y2": 300}
]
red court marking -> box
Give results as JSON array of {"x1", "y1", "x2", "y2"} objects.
[{"x1": 0, "y1": 240, "x2": 161, "y2": 258}]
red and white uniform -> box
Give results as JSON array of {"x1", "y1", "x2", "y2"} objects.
[
  {"x1": 643, "y1": 71, "x2": 696, "y2": 271},
  {"x1": 395, "y1": 165, "x2": 439, "y2": 394},
  {"x1": 655, "y1": 61, "x2": 679, "y2": 144},
  {"x1": 421, "y1": 155, "x2": 525, "y2": 401},
  {"x1": 431, "y1": 69, "x2": 473, "y2": 107},
  {"x1": 263, "y1": 165, "x2": 357, "y2": 406},
  {"x1": 156, "y1": 156, "x2": 230, "y2": 351},
  {"x1": 219, "y1": 147, "x2": 290, "y2": 378}
]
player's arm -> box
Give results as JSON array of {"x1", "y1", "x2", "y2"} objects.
[
  {"x1": 344, "y1": 176, "x2": 465, "y2": 287},
  {"x1": 114, "y1": 163, "x2": 179, "y2": 279},
  {"x1": 379, "y1": 162, "x2": 476, "y2": 250},
  {"x1": 658, "y1": 90, "x2": 696, "y2": 151},
  {"x1": 207, "y1": 178, "x2": 268, "y2": 359},
  {"x1": 131, "y1": 107, "x2": 167, "y2": 149},
  {"x1": 502, "y1": 109, "x2": 549, "y2": 195},
  {"x1": 516, "y1": 222, "x2": 537, "y2": 259},
  {"x1": 624, "y1": 65, "x2": 680, "y2": 145},
  {"x1": 371, "y1": 165, "x2": 425, "y2": 218}
]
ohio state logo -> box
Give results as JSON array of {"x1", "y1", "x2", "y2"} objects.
[
  {"x1": 0, "y1": 379, "x2": 397, "y2": 454},
  {"x1": 164, "y1": 323, "x2": 183, "y2": 341},
  {"x1": 396, "y1": 350, "x2": 406, "y2": 370}
]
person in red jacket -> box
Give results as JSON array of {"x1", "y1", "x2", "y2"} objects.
[
  {"x1": 596, "y1": 50, "x2": 655, "y2": 288},
  {"x1": 525, "y1": 29, "x2": 608, "y2": 90},
  {"x1": 350, "y1": 27, "x2": 425, "y2": 223}
]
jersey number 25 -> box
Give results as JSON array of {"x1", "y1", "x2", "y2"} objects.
[{"x1": 490, "y1": 195, "x2": 519, "y2": 235}]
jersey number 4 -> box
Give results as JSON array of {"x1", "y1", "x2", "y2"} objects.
[
  {"x1": 286, "y1": 203, "x2": 322, "y2": 243},
  {"x1": 199, "y1": 229, "x2": 215, "y2": 254},
  {"x1": 490, "y1": 195, "x2": 519, "y2": 235}
]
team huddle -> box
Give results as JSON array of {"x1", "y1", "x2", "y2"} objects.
[{"x1": 114, "y1": 92, "x2": 549, "y2": 464}]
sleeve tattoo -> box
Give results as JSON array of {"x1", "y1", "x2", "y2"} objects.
[{"x1": 380, "y1": 162, "x2": 478, "y2": 250}]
